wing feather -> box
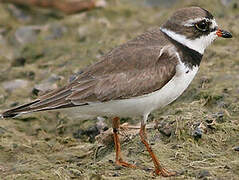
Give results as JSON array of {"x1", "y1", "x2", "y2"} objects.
[
  {"x1": 1, "y1": 43, "x2": 179, "y2": 118},
  {"x1": 69, "y1": 45, "x2": 178, "y2": 103}
]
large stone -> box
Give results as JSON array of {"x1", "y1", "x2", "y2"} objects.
[
  {"x1": 15, "y1": 26, "x2": 41, "y2": 45},
  {"x1": 2, "y1": 79, "x2": 28, "y2": 92},
  {"x1": 7, "y1": 4, "x2": 31, "y2": 22},
  {"x1": 221, "y1": 0, "x2": 233, "y2": 6}
]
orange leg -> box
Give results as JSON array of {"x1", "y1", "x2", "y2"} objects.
[
  {"x1": 139, "y1": 124, "x2": 176, "y2": 177},
  {"x1": 112, "y1": 117, "x2": 136, "y2": 168}
]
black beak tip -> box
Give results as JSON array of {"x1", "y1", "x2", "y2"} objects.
[{"x1": 222, "y1": 30, "x2": 232, "y2": 38}]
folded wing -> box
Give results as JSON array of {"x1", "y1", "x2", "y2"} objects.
[{"x1": 1, "y1": 44, "x2": 178, "y2": 118}]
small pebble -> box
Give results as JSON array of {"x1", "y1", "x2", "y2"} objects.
[
  {"x1": 192, "y1": 127, "x2": 203, "y2": 139},
  {"x1": 205, "y1": 119, "x2": 216, "y2": 129},
  {"x1": 158, "y1": 120, "x2": 175, "y2": 137},
  {"x1": 11, "y1": 57, "x2": 26, "y2": 67},
  {"x1": 73, "y1": 125, "x2": 100, "y2": 143},
  {"x1": 108, "y1": 159, "x2": 114, "y2": 164},
  {"x1": 142, "y1": 167, "x2": 152, "y2": 172},
  {"x1": 46, "y1": 23, "x2": 67, "y2": 40},
  {"x1": 112, "y1": 173, "x2": 119, "y2": 177},
  {"x1": 96, "y1": 116, "x2": 108, "y2": 133},
  {"x1": 224, "y1": 165, "x2": 231, "y2": 169},
  {"x1": 198, "y1": 169, "x2": 211, "y2": 179},
  {"x1": 114, "y1": 166, "x2": 122, "y2": 170},
  {"x1": 0, "y1": 127, "x2": 7, "y2": 135},
  {"x1": 32, "y1": 88, "x2": 40, "y2": 96},
  {"x1": 213, "y1": 112, "x2": 224, "y2": 123},
  {"x1": 192, "y1": 122, "x2": 207, "y2": 140},
  {"x1": 171, "y1": 144, "x2": 183, "y2": 149}
]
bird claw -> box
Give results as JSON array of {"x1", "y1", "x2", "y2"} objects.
[
  {"x1": 119, "y1": 123, "x2": 129, "y2": 130},
  {"x1": 155, "y1": 167, "x2": 177, "y2": 177},
  {"x1": 119, "y1": 123, "x2": 130, "y2": 136},
  {"x1": 119, "y1": 123, "x2": 141, "y2": 136},
  {"x1": 116, "y1": 159, "x2": 136, "y2": 168}
]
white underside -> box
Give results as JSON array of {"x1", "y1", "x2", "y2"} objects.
[{"x1": 66, "y1": 61, "x2": 199, "y2": 121}]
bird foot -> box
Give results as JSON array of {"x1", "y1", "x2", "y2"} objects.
[
  {"x1": 119, "y1": 123, "x2": 131, "y2": 136},
  {"x1": 155, "y1": 167, "x2": 177, "y2": 177},
  {"x1": 119, "y1": 123, "x2": 141, "y2": 136},
  {"x1": 119, "y1": 123, "x2": 130, "y2": 130},
  {"x1": 116, "y1": 159, "x2": 136, "y2": 168}
]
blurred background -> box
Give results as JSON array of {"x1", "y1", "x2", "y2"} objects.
[{"x1": 0, "y1": 0, "x2": 238, "y2": 179}]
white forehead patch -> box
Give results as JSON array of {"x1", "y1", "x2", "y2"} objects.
[{"x1": 210, "y1": 19, "x2": 218, "y2": 29}]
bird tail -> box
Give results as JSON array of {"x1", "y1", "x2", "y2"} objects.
[
  {"x1": 1, "y1": 100, "x2": 41, "y2": 118},
  {"x1": 1, "y1": 84, "x2": 90, "y2": 119}
]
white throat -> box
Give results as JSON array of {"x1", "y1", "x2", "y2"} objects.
[{"x1": 160, "y1": 27, "x2": 217, "y2": 54}]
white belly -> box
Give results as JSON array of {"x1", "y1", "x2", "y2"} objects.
[{"x1": 67, "y1": 62, "x2": 198, "y2": 119}]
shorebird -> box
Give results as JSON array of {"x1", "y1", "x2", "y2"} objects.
[{"x1": 1, "y1": 7, "x2": 232, "y2": 176}]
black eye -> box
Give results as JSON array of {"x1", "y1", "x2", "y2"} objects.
[{"x1": 195, "y1": 20, "x2": 209, "y2": 32}]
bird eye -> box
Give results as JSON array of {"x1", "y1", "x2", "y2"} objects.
[{"x1": 195, "y1": 20, "x2": 209, "y2": 32}]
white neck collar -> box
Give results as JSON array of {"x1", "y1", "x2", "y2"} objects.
[{"x1": 160, "y1": 27, "x2": 217, "y2": 54}]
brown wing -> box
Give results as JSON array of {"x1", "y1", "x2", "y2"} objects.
[
  {"x1": 1, "y1": 44, "x2": 178, "y2": 118},
  {"x1": 68, "y1": 46, "x2": 178, "y2": 103}
]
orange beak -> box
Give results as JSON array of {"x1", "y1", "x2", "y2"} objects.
[{"x1": 216, "y1": 29, "x2": 232, "y2": 38}]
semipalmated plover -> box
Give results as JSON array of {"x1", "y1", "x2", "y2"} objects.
[{"x1": 1, "y1": 7, "x2": 232, "y2": 176}]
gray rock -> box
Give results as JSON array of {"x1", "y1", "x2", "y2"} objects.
[
  {"x1": 158, "y1": 120, "x2": 175, "y2": 137},
  {"x1": 7, "y1": 4, "x2": 31, "y2": 22},
  {"x1": 77, "y1": 26, "x2": 89, "y2": 41},
  {"x1": 212, "y1": 112, "x2": 224, "y2": 123},
  {"x1": 192, "y1": 122, "x2": 206, "y2": 140},
  {"x1": 144, "y1": 0, "x2": 178, "y2": 7},
  {"x1": 0, "y1": 33, "x2": 19, "y2": 60},
  {"x1": 33, "y1": 74, "x2": 62, "y2": 94},
  {"x1": 47, "y1": 74, "x2": 62, "y2": 83},
  {"x1": 192, "y1": 127, "x2": 203, "y2": 139},
  {"x1": 0, "y1": 127, "x2": 8, "y2": 135},
  {"x1": 73, "y1": 125, "x2": 100, "y2": 143},
  {"x1": 46, "y1": 24, "x2": 67, "y2": 40},
  {"x1": 33, "y1": 82, "x2": 57, "y2": 95},
  {"x1": 96, "y1": 117, "x2": 108, "y2": 133},
  {"x1": 129, "y1": 0, "x2": 178, "y2": 7},
  {"x1": 2, "y1": 79, "x2": 28, "y2": 92},
  {"x1": 11, "y1": 57, "x2": 26, "y2": 67},
  {"x1": 15, "y1": 26, "x2": 41, "y2": 45},
  {"x1": 198, "y1": 169, "x2": 211, "y2": 179},
  {"x1": 221, "y1": 0, "x2": 233, "y2": 6}
]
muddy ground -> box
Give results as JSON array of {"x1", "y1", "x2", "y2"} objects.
[{"x1": 0, "y1": 0, "x2": 239, "y2": 179}]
